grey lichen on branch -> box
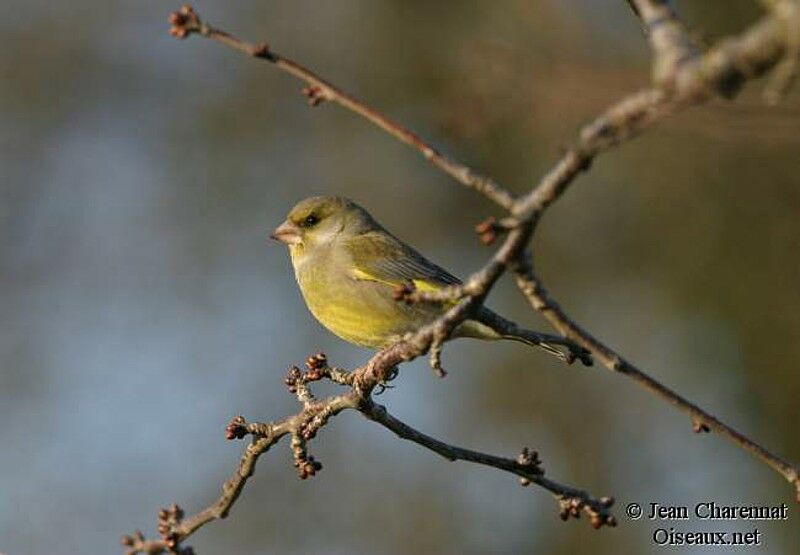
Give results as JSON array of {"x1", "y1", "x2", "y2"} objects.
[{"x1": 124, "y1": 2, "x2": 800, "y2": 553}]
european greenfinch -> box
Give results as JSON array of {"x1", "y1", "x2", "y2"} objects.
[{"x1": 271, "y1": 196, "x2": 571, "y2": 362}]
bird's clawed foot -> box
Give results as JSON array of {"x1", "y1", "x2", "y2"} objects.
[
  {"x1": 563, "y1": 343, "x2": 593, "y2": 367},
  {"x1": 375, "y1": 365, "x2": 399, "y2": 395}
]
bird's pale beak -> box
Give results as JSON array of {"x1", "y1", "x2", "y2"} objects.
[{"x1": 269, "y1": 220, "x2": 302, "y2": 245}]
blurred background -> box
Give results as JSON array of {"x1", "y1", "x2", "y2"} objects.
[{"x1": 1, "y1": 1, "x2": 799, "y2": 554}]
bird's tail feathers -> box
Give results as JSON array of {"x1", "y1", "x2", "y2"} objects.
[
  {"x1": 500, "y1": 333, "x2": 569, "y2": 362},
  {"x1": 457, "y1": 313, "x2": 582, "y2": 364}
]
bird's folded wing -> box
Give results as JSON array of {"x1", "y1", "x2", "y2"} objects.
[{"x1": 343, "y1": 231, "x2": 461, "y2": 292}]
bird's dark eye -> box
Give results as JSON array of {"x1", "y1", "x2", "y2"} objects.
[{"x1": 303, "y1": 214, "x2": 319, "y2": 227}]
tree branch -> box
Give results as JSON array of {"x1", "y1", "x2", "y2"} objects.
[
  {"x1": 512, "y1": 253, "x2": 800, "y2": 500},
  {"x1": 123, "y1": 356, "x2": 614, "y2": 554},
  {"x1": 628, "y1": 0, "x2": 701, "y2": 86},
  {"x1": 168, "y1": 6, "x2": 516, "y2": 211},
  {"x1": 124, "y1": 3, "x2": 800, "y2": 552},
  {"x1": 757, "y1": 0, "x2": 800, "y2": 104},
  {"x1": 361, "y1": 400, "x2": 615, "y2": 527},
  {"x1": 501, "y1": 2, "x2": 800, "y2": 500}
]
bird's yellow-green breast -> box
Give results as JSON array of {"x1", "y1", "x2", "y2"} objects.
[{"x1": 289, "y1": 234, "x2": 446, "y2": 348}]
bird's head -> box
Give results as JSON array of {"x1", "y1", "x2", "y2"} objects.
[{"x1": 270, "y1": 196, "x2": 377, "y2": 253}]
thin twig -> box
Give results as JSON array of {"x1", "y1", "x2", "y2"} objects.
[
  {"x1": 512, "y1": 254, "x2": 800, "y2": 500},
  {"x1": 506, "y1": 3, "x2": 800, "y2": 499},
  {"x1": 361, "y1": 400, "x2": 616, "y2": 527},
  {"x1": 168, "y1": 6, "x2": 516, "y2": 210},
  {"x1": 124, "y1": 3, "x2": 800, "y2": 552},
  {"x1": 513, "y1": 88, "x2": 671, "y2": 217},
  {"x1": 123, "y1": 356, "x2": 615, "y2": 554}
]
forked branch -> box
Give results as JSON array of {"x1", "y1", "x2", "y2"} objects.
[
  {"x1": 123, "y1": 354, "x2": 614, "y2": 554},
  {"x1": 124, "y1": 3, "x2": 800, "y2": 553}
]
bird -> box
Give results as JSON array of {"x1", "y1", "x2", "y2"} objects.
[{"x1": 270, "y1": 196, "x2": 582, "y2": 364}]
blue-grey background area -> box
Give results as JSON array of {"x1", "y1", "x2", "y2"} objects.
[{"x1": 1, "y1": 1, "x2": 798, "y2": 554}]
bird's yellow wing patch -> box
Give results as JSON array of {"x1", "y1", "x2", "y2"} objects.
[{"x1": 350, "y1": 267, "x2": 444, "y2": 293}]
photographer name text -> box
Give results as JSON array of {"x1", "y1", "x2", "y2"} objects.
[{"x1": 647, "y1": 502, "x2": 788, "y2": 521}]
